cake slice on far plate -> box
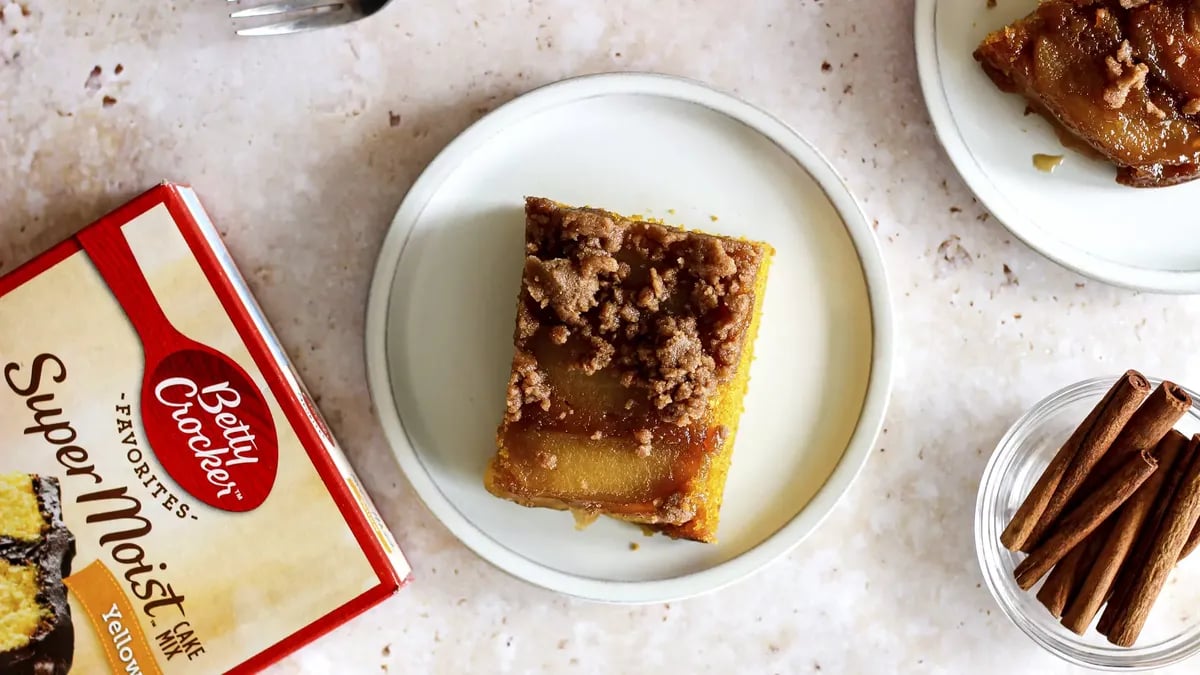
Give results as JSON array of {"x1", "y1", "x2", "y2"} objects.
[
  {"x1": 975, "y1": 0, "x2": 1200, "y2": 187},
  {"x1": 485, "y1": 197, "x2": 773, "y2": 543}
]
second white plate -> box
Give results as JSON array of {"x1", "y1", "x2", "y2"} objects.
[
  {"x1": 917, "y1": 0, "x2": 1200, "y2": 293},
  {"x1": 365, "y1": 73, "x2": 892, "y2": 602}
]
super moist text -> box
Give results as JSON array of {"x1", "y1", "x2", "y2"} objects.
[{"x1": 4, "y1": 353, "x2": 189, "y2": 621}]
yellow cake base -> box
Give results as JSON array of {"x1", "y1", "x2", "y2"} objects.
[{"x1": 0, "y1": 560, "x2": 44, "y2": 652}]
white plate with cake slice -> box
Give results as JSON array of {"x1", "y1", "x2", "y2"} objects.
[
  {"x1": 916, "y1": 0, "x2": 1200, "y2": 293},
  {"x1": 365, "y1": 73, "x2": 893, "y2": 602}
]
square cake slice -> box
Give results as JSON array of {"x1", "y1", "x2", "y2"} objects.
[
  {"x1": 484, "y1": 197, "x2": 773, "y2": 543},
  {"x1": 0, "y1": 474, "x2": 75, "y2": 675},
  {"x1": 975, "y1": 0, "x2": 1200, "y2": 187}
]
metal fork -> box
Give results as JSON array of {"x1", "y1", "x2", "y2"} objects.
[{"x1": 229, "y1": 0, "x2": 392, "y2": 36}]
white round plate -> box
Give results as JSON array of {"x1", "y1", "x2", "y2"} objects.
[
  {"x1": 916, "y1": 0, "x2": 1200, "y2": 293},
  {"x1": 365, "y1": 73, "x2": 893, "y2": 603}
]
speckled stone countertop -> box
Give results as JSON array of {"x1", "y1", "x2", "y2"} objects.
[{"x1": 4, "y1": 1, "x2": 1200, "y2": 673}]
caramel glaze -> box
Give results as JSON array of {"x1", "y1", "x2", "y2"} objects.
[
  {"x1": 498, "y1": 417, "x2": 723, "y2": 511},
  {"x1": 495, "y1": 334, "x2": 726, "y2": 509}
]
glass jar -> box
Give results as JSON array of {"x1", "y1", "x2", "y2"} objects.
[{"x1": 976, "y1": 377, "x2": 1200, "y2": 670}]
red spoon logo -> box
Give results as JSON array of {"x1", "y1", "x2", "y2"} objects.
[{"x1": 80, "y1": 222, "x2": 279, "y2": 512}]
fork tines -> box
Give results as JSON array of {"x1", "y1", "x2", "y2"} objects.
[{"x1": 229, "y1": 1, "x2": 356, "y2": 36}]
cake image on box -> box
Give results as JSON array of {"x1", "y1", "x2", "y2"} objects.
[
  {"x1": 485, "y1": 197, "x2": 773, "y2": 543},
  {"x1": 0, "y1": 184, "x2": 410, "y2": 674},
  {"x1": 0, "y1": 473, "x2": 76, "y2": 675}
]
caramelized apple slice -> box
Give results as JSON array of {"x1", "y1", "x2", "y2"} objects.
[{"x1": 975, "y1": 0, "x2": 1200, "y2": 187}]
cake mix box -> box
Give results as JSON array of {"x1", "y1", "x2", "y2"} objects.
[{"x1": 0, "y1": 184, "x2": 410, "y2": 674}]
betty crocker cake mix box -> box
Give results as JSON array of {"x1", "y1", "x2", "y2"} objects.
[{"x1": 0, "y1": 184, "x2": 410, "y2": 674}]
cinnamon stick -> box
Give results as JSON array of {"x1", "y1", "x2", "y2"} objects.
[
  {"x1": 1107, "y1": 439, "x2": 1200, "y2": 647},
  {"x1": 1002, "y1": 371, "x2": 1151, "y2": 552},
  {"x1": 1014, "y1": 451, "x2": 1158, "y2": 590},
  {"x1": 1181, "y1": 520, "x2": 1200, "y2": 561},
  {"x1": 1061, "y1": 430, "x2": 1189, "y2": 634},
  {"x1": 1032, "y1": 379, "x2": 1190, "y2": 547},
  {"x1": 1037, "y1": 531, "x2": 1104, "y2": 618},
  {"x1": 1072, "y1": 383, "x2": 1191, "y2": 498},
  {"x1": 1097, "y1": 432, "x2": 1195, "y2": 637},
  {"x1": 1002, "y1": 441, "x2": 1078, "y2": 553}
]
